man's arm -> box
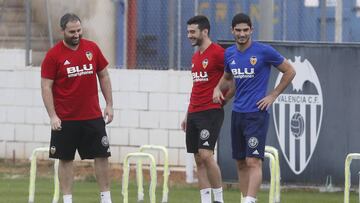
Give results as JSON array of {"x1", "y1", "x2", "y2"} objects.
[
  {"x1": 97, "y1": 68, "x2": 114, "y2": 124},
  {"x1": 257, "y1": 59, "x2": 296, "y2": 110},
  {"x1": 213, "y1": 71, "x2": 234, "y2": 104},
  {"x1": 41, "y1": 78, "x2": 62, "y2": 130},
  {"x1": 223, "y1": 79, "x2": 235, "y2": 104}
]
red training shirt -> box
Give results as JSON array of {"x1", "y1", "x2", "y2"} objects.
[
  {"x1": 41, "y1": 38, "x2": 108, "y2": 120},
  {"x1": 188, "y1": 43, "x2": 225, "y2": 113}
]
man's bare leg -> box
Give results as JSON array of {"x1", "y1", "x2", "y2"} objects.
[
  {"x1": 237, "y1": 157, "x2": 262, "y2": 203},
  {"x1": 95, "y1": 158, "x2": 112, "y2": 203},
  {"x1": 195, "y1": 153, "x2": 212, "y2": 203},
  {"x1": 237, "y1": 159, "x2": 249, "y2": 198},
  {"x1": 245, "y1": 157, "x2": 262, "y2": 198},
  {"x1": 197, "y1": 149, "x2": 224, "y2": 203},
  {"x1": 58, "y1": 160, "x2": 74, "y2": 203}
]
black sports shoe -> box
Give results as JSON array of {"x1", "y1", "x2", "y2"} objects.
[{"x1": 213, "y1": 201, "x2": 223, "y2": 203}]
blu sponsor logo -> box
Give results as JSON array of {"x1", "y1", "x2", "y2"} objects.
[
  {"x1": 192, "y1": 71, "x2": 208, "y2": 82},
  {"x1": 66, "y1": 64, "x2": 94, "y2": 78}
]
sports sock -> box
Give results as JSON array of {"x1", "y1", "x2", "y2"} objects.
[
  {"x1": 212, "y1": 187, "x2": 224, "y2": 203},
  {"x1": 63, "y1": 194, "x2": 72, "y2": 203},
  {"x1": 200, "y1": 188, "x2": 212, "y2": 203},
  {"x1": 244, "y1": 196, "x2": 257, "y2": 203},
  {"x1": 100, "y1": 191, "x2": 112, "y2": 203}
]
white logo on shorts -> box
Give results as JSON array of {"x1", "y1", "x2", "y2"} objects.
[
  {"x1": 50, "y1": 146, "x2": 56, "y2": 155},
  {"x1": 203, "y1": 141, "x2": 210, "y2": 146},
  {"x1": 101, "y1": 136, "x2": 109, "y2": 147},
  {"x1": 200, "y1": 129, "x2": 210, "y2": 140},
  {"x1": 248, "y1": 137, "x2": 259, "y2": 148}
]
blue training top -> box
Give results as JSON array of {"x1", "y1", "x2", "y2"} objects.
[{"x1": 225, "y1": 41, "x2": 284, "y2": 113}]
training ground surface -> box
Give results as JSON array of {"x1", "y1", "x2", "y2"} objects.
[{"x1": 0, "y1": 159, "x2": 357, "y2": 203}]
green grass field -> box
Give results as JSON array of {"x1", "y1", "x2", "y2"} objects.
[
  {"x1": 0, "y1": 159, "x2": 358, "y2": 203},
  {"x1": 0, "y1": 175, "x2": 358, "y2": 203}
]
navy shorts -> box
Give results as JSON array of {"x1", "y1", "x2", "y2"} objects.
[
  {"x1": 231, "y1": 111, "x2": 269, "y2": 160},
  {"x1": 49, "y1": 117, "x2": 111, "y2": 160},
  {"x1": 186, "y1": 108, "x2": 224, "y2": 153}
]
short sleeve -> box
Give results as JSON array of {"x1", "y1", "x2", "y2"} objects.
[
  {"x1": 224, "y1": 49, "x2": 231, "y2": 73},
  {"x1": 216, "y1": 46, "x2": 225, "y2": 71},
  {"x1": 95, "y1": 44, "x2": 109, "y2": 72},
  {"x1": 41, "y1": 53, "x2": 57, "y2": 80},
  {"x1": 264, "y1": 45, "x2": 285, "y2": 68}
]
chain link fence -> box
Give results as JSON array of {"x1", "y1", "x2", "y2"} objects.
[
  {"x1": 278, "y1": 0, "x2": 360, "y2": 42},
  {"x1": 118, "y1": 0, "x2": 360, "y2": 70},
  {"x1": 2, "y1": 0, "x2": 359, "y2": 69},
  {"x1": 119, "y1": 0, "x2": 194, "y2": 70}
]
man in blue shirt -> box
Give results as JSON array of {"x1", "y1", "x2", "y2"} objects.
[{"x1": 213, "y1": 13, "x2": 296, "y2": 203}]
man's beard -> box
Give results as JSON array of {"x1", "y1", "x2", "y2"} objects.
[
  {"x1": 236, "y1": 36, "x2": 249, "y2": 45},
  {"x1": 64, "y1": 35, "x2": 82, "y2": 46},
  {"x1": 192, "y1": 37, "x2": 203, "y2": 47}
]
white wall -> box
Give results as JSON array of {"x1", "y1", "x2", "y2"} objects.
[{"x1": 0, "y1": 67, "x2": 192, "y2": 167}]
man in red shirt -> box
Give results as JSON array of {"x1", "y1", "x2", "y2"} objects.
[
  {"x1": 181, "y1": 15, "x2": 233, "y2": 203},
  {"x1": 41, "y1": 13, "x2": 113, "y2": 203}
]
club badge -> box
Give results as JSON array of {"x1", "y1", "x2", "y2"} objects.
[
  {"x1": 272, "y1": 56, "x2": 323, "y2": 175},
  {"x1": 200, "y1": 129, "x2": 210, "y2": 140},
  {"x1": 86, "y1": 51, "x2": 93, "y2": 61},
  {"x1": 250, "y1": 56, "x2": 257, "y2": 66},
  {"x1": 202, "y1": 59, "x2": 208, "y2": 69},
  {"x1": 101, "y1": 136, "x2": 109, "y2": 147},
  {"x1": 50, "y1": 146, "x2": 56, "y2": 155}
]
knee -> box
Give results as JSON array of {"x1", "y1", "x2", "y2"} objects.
[
  {"x1": 195, "y1": 151, "x2": 213, "y2": 167},
  {"x1": 237, "y1": 160, "x2": 247, "y2": 170},
  {"x1": 198, "y1": 150, "x2": 214, "y2": 163},
  {"x1": 59, "y1": 160, "x2": 73, "y2": 168},
  {"x1": 95, "y1": 157, "x2": 109, "y2": 164},
  {"x1": 245, "y1": 157, "x2": 262, "y2": 169},
  {"x1": 194, "y1": 155, "x2": 205, "y2": 169}
]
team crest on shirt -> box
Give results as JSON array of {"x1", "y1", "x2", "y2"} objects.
[
  {"x1": 250, "y1": 56, "x2": 257, "y2": 66},
  {"x1": 86, "y1": 51, "x2": 93, "y2": 61},
  {"x1": 202, "y1": 59, "x2": 209, "y2": 69}
]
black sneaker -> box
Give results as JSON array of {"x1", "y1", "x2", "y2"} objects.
[{"x1": 213, "y1": 201, "x2": 223, "y2": 203}]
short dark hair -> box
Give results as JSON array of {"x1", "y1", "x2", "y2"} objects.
[
  {"x1": 232, "y1": 13, "x2": 252, "y2": 28},
  {"x1": 187, "y1": 15, "x2": 210, "y2": 35},
  {"x1": 60, "y1": 13, "x2": 81, "y2": 30}
]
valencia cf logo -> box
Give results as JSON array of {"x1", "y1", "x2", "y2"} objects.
[
  {"x1": 272, "y1": 56, "x2": 323, "y2": 175},
  {"x1": 202, "y1": 59, "x2": 209, "y2": 69},
  {"x1": 86, "y1": 51, "x2": 93, "y2": 61},
  {"x1": 250, "y1": 56, "x2": 257, "y2": 66}
]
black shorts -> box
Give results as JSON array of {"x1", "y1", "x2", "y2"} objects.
[
  {"x1": 186, "y1": 108, "x2": 224, "y2": 153},
  {"x1": 49, "y1": 117, "x2": 111, "y2": 160},
  {"x1": 231, "y1": 111, "x2": 269, "y2": 160}
]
